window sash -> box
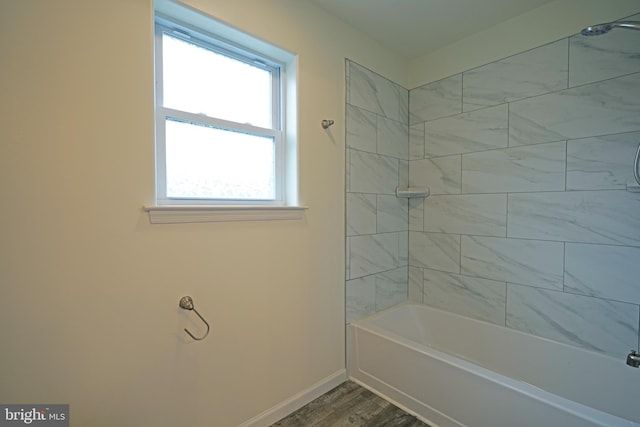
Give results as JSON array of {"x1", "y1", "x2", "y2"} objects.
[
  {"x1": 155, "y1": 108, "x2": 284, "y2": 205},
  {"x1": 154, "y1": 19, "x2": 285, "y2": 205}
]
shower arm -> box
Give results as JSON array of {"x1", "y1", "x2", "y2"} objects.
[{"x1": 610, "y1": 21, "x2": 640, "y2": 31}]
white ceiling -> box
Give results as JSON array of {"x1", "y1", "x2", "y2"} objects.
[{"x1": 309, "y1": 0, "x2": 557, "y2": 59}]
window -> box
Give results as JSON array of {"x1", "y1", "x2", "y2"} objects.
[
  {"x1": 147, "y1": 6, "x2": 301, "y2": 223},
  {"x1": 155, "y1": 17, "x2": 284, "y2": 204}
]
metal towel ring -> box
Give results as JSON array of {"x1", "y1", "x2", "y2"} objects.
[{"x1": 179, "y1": 296, "x2": 210, "y2": 341}]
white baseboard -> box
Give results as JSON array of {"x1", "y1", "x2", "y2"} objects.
[{"x1": 238, "y1": 369, "x2": 347, "y2": 427}]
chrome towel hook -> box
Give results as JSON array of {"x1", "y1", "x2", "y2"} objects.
[{"x1": 179, "y1": 296, "x2": 210, "y2": 341}]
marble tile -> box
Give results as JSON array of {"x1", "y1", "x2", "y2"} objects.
[
  {"x1": 346, "y1": 148, "x2": 351, "y2": 192},
  {"x1": 409, "y1": 198, "x2": 424, "y2": 232},
  {"x1": 410, "y1": 156, "x2": 461, "y2": 195},
  {"x1": 378, "y1": 116, "x2": 408, "y2": 159},
  {"x1": 424, "y1": 194, "x2": 507, "y2": 237},
  {"x1": 347, "y1": 193, "x2": 377, "y2": 236},
  {"x1": 373, "y1": 73, "x2": 409, "y2": 125},
  {"x1": 409, "y1": 123, "x2": 425, "y2": 160},
  {"x1": 461, "y1": 141, "x2": 566, "y2": 193},
  {"x1": 565, "y1": 243, "x2": 640, "y2": 304},
  {"x1": 409, "y1": 231, "x2": 460, "y2": 273},
  {"x1": 423, "y1": 269, "x2": 506, "y2": 325},
  {"x1": 506, "y1": 284, "x2": 639, "y2": 358},
  {"x1": 409, "y1": 74, "x2": 462, "y2": 124},
  {"x1": 348, "y1": 61, "x2": 408, "y2": 124},
  {"x1": 507, "y1": 190, "x2": 640, "y2": 246},
  {"x1": 349, "y1": 233, "x2": 399, "y2": 279},
  {"x1": 509, "y1": 73, "x2": 640, "y2": 146},
  {"x1": 377, "y1": 195, "x2": 408, "y2": 233},
  {"x1": 348, "y1": 60, "x2": 380, "y2": 112},
  {"x1": 569, "y1": 15, "x2": 640, "y2": 87},
  {"x1": 461, "y1": 236, "x2": 564, "y2": 290},
  {"x1": 408, "y1": 266, "x2": 424, "y2": 303},
  {"x1": 399, "y1": 231, "x2": 408, "y2": 267},
  {"x1": 346, "y1": 276, "x2": 375, "y2": 323},
  {"x1": 566, "y1": 131, "x2": 640, "y2": 190},
  {"x1": 346, "y1": 58, "x2": 351, "y2": 98},
  {"x1": 349, "y1": 149, "x2": 398, "y2": 194},
  {"x1": 399, "y1": 159, "x2": 409, "y2": 189},
  {"x1": 346, "y1": 237, "x2": 350, "y2": 279},
  {"x1": 346, "y1": 104, "x2": 377, "y2": 153},
  {"x1": 425, "y1": 104, "x2": 508, "y2": 157},
  {"x1": 463, "y1": 39, "x2": 568, "y2": 112},
  {"x1": 376, "y1": 267, "x2": 408, "y2": 311}
]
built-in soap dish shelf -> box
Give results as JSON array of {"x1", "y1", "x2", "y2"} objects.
[{"x1": 396, "y1": 187, "x2": 430, "y2": 198}]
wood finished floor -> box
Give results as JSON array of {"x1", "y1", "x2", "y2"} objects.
[{"x1": 271, "y1": 381, "x2": 430, "y2": 427}]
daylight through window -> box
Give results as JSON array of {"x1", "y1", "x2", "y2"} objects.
[{"x1": 154, "y1": 18, "x2": 285, "y2": 205}]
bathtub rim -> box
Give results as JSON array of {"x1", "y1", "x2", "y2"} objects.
[
  {"x1": 349, "y1": 302, "x2": 639, "y2": 427},
  {"x1": 351, "y1": 301, "x2": 627, "y2": 363}
]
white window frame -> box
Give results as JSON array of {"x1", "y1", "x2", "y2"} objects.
[{"x1": 146, "y1": 2, "x2": 303, "y2": 223}]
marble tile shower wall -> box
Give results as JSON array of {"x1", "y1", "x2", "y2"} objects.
[
  {"x1": 409, "y1": 17, "x2": 640, "y2": 359},
  {"x1": 346, "y1": 60, "x2": 410, "y2": 324}
]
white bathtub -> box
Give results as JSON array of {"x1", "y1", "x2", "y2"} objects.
[{"x1": 349, "y1": 303, "x2": 640, "y2": 427}]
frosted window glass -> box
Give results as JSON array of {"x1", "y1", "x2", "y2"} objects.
[
  {"x1": 165, "y1": 120, "x2": 275, "y2": 200},
  {"x1": 162, "y1": 34, "x2": 273, "y2": 129}
]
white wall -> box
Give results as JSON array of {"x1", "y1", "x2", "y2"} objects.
[
  {"x1": 409, "y1": 0, "x2": 640, "y2": 88},
  {"x1": 0, "y1": 1, "x2": 404, "y2": 426}
]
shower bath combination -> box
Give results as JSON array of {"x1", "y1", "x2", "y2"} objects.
[
  {"x1": 580, "y1": 20, "x2": 640, "y2": 190},
  {"x1": 583, "y1": 19, "x2": 640, "y2": 367}
]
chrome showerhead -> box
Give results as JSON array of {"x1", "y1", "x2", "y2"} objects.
[
  {"x1": 580, "y1": 21, "x2": 640, "y2": 36},
  {"x1": 580, "y1": 23, "x2": 613, "y2": 36}
]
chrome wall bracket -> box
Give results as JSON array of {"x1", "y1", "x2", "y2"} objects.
[
  {"x1": 179, "y1": 296, "x2": 210, "y2": 341},
  {"x1": 321, "y1": 119, "x2": 335, "y2": 129}
]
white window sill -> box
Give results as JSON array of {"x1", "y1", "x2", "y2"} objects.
[{"x1": 144, "y1": 205, "x2": 307, "y2": 224}]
